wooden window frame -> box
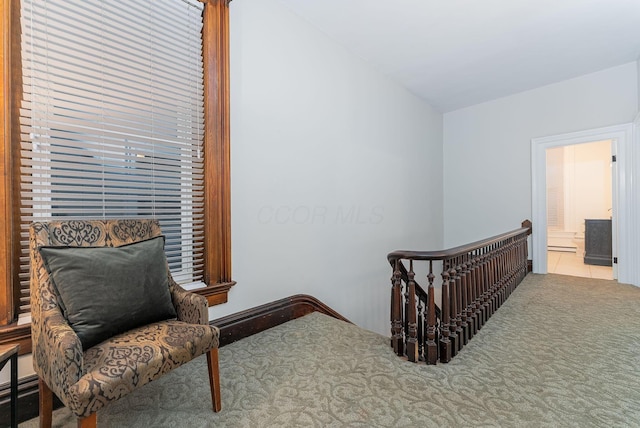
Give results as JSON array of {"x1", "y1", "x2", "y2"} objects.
[{"x1": 0, "y1": 0, "x2": 234, "y2": 352}]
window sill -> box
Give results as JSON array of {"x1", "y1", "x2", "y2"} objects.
[
  {"x1": 194, "y1": 281, "x2": 236, "y2": 306},
  {"x1": 0, "y1": 323, "x2": 31, "y2": 356}
]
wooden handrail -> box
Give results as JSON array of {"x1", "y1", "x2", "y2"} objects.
[
  {"x1": 388, "y1": 220, "x2": 532, "y2": 365},
  {"x1": 388, "y1": 220, "x2": 532, "y2": 264}
]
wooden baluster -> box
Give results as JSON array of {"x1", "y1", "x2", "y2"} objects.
[
  {"x1": 467, "y1": 251, "x2": 480, "y2": 336},
  {"x1": 406, "y1": 261, "x2": 418, "y2": 362},
  {"x1": 511, "y1": 238, "x2": 516, "y2": 285},
  {"x1": 508, "y1": 239, "x2": 514, "y2": 293},
  {"x1": 519, "y1": 235, "x2": 526, "y2": 281},
  {"x1": 508, "y1": 238, "x2": 516, "y2": 297},
  {"x1": 517, "y1": 235, "x2": 523, "y2": 282},
  {"x1": 489, "y1": 245, "x2": 497, "y2": 314},
  {"x1": 515, "y1": 236, "x2": 521, "y2": 281},
  {"x1": 490, "y1": 245, "x2": 497, "y2": 314},
  {"x1": 500, "y1": 242, "x2": 506, "y2": 305},
  {"x1": 523, "y1": 221, "x2": 530, "y2": 275},
  {"x1": 456, "y1": 257, "x2": 469, "y2": 346},
  {"x1": 494, "y1": 242, "x2": 503, "y2": 311},
  {"x1": 481, "y1": 247, "x2": 491, "y2": 324},
  {"x1": 502, "y1": 240, "x2": 510, "y2": 303},
  {"x1": 507, "y1": 238, "x2": 515, "y2": 297},
  {"x1": 512, "y1": 237, "x2": 518, "y2": 286},
  {"x1": 439, "y1": 268, "x2": 452, "y2": 363},
  {"x1": 505, "y1": 239, "x2": 511, "y2": 298},
  {"x1": 447, "y1": 261, "x2": 460, "y2": 355},
  {"x1": 513, "y1": 239, "x2": 517, "y2": 284},
  {"x1": 524, "y1": 235, "x2": 527, "y2": 273},
  {"x1": 479, "y1": 247, "x2": 487, "y2": 322},
  {"x1": 507, "y1": 238, "x2": 514, "y2": 296},
  {"x1": 489, "y1": 244, "x2": 500, "y2": 317},
  {"x1": 464, "y1": 254, "x2": 474, "y2": 338},
  {"x1": 518, "y1": 236, "x2": 527, "y2": 282},
  {"x1": 463, "y1": 255, "x2": 475, "y2": 339},
  {"x1": 426, "y1": 261, "x2": 438, "y2": 364},
  {"x1": 512, "y1": 237, "x2": 518, "y2": 290},
  {"x1": 472, "y1": 252, "x2": 482, "y2": 330},
  {"x1": 509, "y1": 239, "x2": 515, "y2": 293},
  {"x1": 403, "y1": 266, "x2": 410, "y2": 352},
  {"x1": 390, "y1": 262, "x2": 404, "y2": 356},
  {"x1": 522, "y1": 234, "x2": 528, "y2": 279},
  {"x1": 417, "y1": 297, "x2": 424, "y2": 361},
  {"x1": 516, "y1": 235, "x2": 523, "y2": 282},
  {"x1": 482, "y1": 245, "x2": 491, "y2": 319},
  {"x1": 449, "y1": 259, "x2": 462, "y2": 356},
  {"x1": 497, "y1": 242, "x2": 505, "y2": 308}
]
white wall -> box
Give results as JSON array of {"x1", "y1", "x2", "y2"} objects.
[
  {"x1": 443, "y1": 62, "x2": 638, "y2": 247},
  {"x1": 207, "y1": 0, "x2": 443, "y2": 336}
]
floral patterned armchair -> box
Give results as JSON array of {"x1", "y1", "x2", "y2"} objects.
[{"x1": 30, "y1": 219, "x2": 221, "y2": 428}]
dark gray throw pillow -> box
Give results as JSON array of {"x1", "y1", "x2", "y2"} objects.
[{"x1": 39, "y1": 236, "x2": 177, "y2": 350}]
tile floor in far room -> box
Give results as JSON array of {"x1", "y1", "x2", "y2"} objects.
[{"x1": 547, "y1": 250, "x2": 613, "y2": 280}]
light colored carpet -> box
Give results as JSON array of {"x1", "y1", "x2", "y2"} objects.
[{"x1": 21, "y1": 273, "x2": 640, "y2": 427}]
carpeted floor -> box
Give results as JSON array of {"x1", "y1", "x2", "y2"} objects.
[{"x1": 21, "y1": 273, "x2": 640, "y2": 427}]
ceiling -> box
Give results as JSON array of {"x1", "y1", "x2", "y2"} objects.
[{"x1": 279, "y1": 0, "x2": 640, "y2": 112}]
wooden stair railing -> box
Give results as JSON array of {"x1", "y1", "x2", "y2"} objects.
[{"x1": 387, "y1": 220, "x2": 532, "y2": 364}]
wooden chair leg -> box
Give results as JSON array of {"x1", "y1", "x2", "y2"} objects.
[
  {"x1": 38, "y1": 378, "x2": 53, "y2": 428},
  {"x1": 206, "y1": 347, "x2": 222, "y2": 412},
  {"x1": 77, "y1": 413, "x2": 97, "y2": 428}
]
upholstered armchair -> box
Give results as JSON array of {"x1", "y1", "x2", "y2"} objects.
[{"x1": 30, "y1": 219, "x2": 221, "y2": 428}]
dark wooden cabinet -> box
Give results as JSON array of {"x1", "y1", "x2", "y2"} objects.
[{"x1": 584, "y1": 219, "x2": 612, "y2": 266}]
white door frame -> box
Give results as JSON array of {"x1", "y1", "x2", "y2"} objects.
[{"x1": 531, "y1": 123, "x2": 635, "y2": 284}]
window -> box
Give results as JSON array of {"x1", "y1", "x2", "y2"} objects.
[
  {"x1": 0, "y1": 0, "x2": 232, "y2": 336},
  {"x1": 19, "y1": 0, "x2": 207, "y2": 315}
]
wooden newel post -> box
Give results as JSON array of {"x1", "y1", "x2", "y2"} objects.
[
  {"x1": 391, "y1": 262, "x2": 404, "y2": 356},
  {"x1": 406, "y1": 261, "x2": 419, "y2": 362}
]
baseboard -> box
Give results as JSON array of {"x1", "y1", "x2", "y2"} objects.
[
  {"x1": 547, "y1": 246, "x2": 576, "y2": 253},
  {"x1": 0, "y1": 294, "x2": 348, "y2": 424}
]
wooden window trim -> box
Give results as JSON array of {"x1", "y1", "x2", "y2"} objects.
[
  {"x1": 201, "y1": 0, "x2": 235, "y2": 306},
  {"x1": 0, "y1": 0, "x2": 234, "y2": 342},
  {"x1": 0, "y1": 0, "x2": 17, "y2": 328}
]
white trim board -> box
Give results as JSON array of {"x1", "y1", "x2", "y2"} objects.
[{"x1": 531, "y1": 123, "x2": 638, "y2": 285}]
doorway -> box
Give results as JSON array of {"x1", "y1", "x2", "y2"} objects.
[
  {"x1": 531, "y1": 123, "x2": 635, "y2": 283},
  {"x1": 545, "y1": 140, "x2": 614, "y2": 280}
]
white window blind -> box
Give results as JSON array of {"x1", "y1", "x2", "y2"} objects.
[{"x1": 19, "y1": 0, "x2": 206, "y2": 314}]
